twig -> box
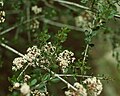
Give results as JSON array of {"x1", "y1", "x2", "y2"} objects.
[
  {"x1": 0, "y1": 15, "x2": 43, "y2": 35},
  {"x1": 114, "y1": 14, "x2": 120, "y2": 18},
  {"x1": 53, "y1": 0, "x2": 120, "y2": 19},
  {"x1": 0, "y1": 43, "x2": 24, "y2": 57},
  {"x1": 40, "y1": 65, "x2": 78, "y2": 91},
  {"x1": 0, "y1": 15, "x2": 83, "y2": 35},
  {"x1": 17, "y1": 64, "x2": 29, "y2": 80},
  {"x1": 40, "y1": 17, "x2": 84, "y2": 31},
  {"x1": 32, "y1": 77, "x2": 54, "y2": 90},
  {"x1": 58, "y1": 74, "x2": 106, "y2": 80},
  {"x1": 0, "y1": 42, "x2": 29, "y2": 80},
  {"x1": 26, "y1": 0, "x2": 31, "y2": 42},
  {"x1": 59, "y1": 3, "x2": 79, "y2": 12},
  {"x1": 0, "y1": 25, "x2": 18, "y2": 35},
  {"x1": 42, "y1": 0, "x2": 55, "y2": 9},
  {"x1": 82, "y1": 44, "x2": 89, "y2": 65},
  {"x1": 53, "y1": 0, "x2": 89, "y2": 10},
  {"x1": 58, "y1": 74, "x2": 93, "y2": 78}
]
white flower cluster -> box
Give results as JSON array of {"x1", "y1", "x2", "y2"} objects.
[
  {"x1": 75, "y1": 11, "x2": 95, "y2": 31},
  {"x1": 12, "y1": 46, "x2": 41, "y2": 71},
  {"x1": 13, "y1": 82, "x2": 20, "y2": 89},
  {"x1": 41, "y1": 42, "x2": 56, "y2": 55},
  {"x1": 12, "y1": 42, "x2": 76, "y2": 73},
  {"x1": 0, "y1": 11, "x2": 5, "y2": 23},
  {"x1": 31, "y1": 90, "x2": 46, "y2": 96},
  {"x1": 30, "y1": 19, "x2": 40, "y2": 32},
  {"x1": 65, "y1": 82, "x2": 87, "y2": 96},
  {"x1": 24, "y1": 46, "x2": 41, "y2": 67},
  {"x1": 20, "y1": 83, "x2": 30, "y2": 96},
  {"x1": 12, "y1": 42, "x2": 57, "y2": 71},
  {"x1": 0, "y1": 1, "x2": 4, "y2": 6},
  {"x1": 57, "y1": 50, "x2": 75, "y2": 72},
  {"x1": 83, "y1": 77, "x2": 103, "y2": 96},
  {"x1": 24, "y1": 75, "x2": 31, "y2": 82},
  {"x1": 12, "y1": 57, "x2": 27, "y2": 71},
  {"x1": 13, "y1": 82, "x2": 30, "y2": 96},
  {"x1": 40, "y1": 42, "x2": 56, "y2": 64},
  {"x1": 0, "y1": 1, "x2": 5, "y2": 23},
  {"x1": 32, "y1": 5, "x2": 42, "y2": 14}
]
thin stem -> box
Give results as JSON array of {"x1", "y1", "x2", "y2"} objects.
[
  {"x1": 26, "y1": 0, "x2": 31, "y2": 42},
  {"x1": 0, "y1": 15, "x2": 83, "y2": 35},
  {"x1": 40, "y1": 17, "x2": 84, "y2": 31},
  {"x1": 58, "y1": 74, "x2": 93, "y2": 78},
  {"x1": 17, "y1": 64, "x2": 29, "y2": 80},
  {"x1": 58, "y1": 74, "x2": 105, "y2": 80},
  {"x1": 0, "y1": 25, "x2": 18, "y2": 35},
  {"x1": 42, "y1": 0, "x2": 55, "y2": 9},
  {"x1": 59, "y1": 3, "x2": 79, "y2": 12},
  {"x1": 53, "y1": 0, "x2": 90, "y2": 10},
  {"x1": 0, "y1": 15, "x2": 43, "y2": 35},
  {"x1": 0, "y1": 43, "x2": 24, "y2": 57},
  {"x1": 40, "y1": 65, "x2": 78, "y2": 91},
  {"x1": 53, "y1": 0, "x2": 120, "y2": 19},
  {"x1": 0, "y1": 42, "x2": 29, "y2": 80},
  {"x1": 82, "y1": 44, "x2": 89, "y2": 65},
  {"x1": 32, "y1": 77, "x2": 54, "y2": 90}
]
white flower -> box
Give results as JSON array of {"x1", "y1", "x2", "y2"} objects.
[
  {"x1": 65, "y1": 90, "x2": 72, "y2": 96},
  {"x1": 74, "y1": 82, "x2": 87, "y2": 96},
  {"x1": 24, "y1": 46, "x2": 41, "y2": 67},
  {"x1": 31, "y1": 5, "x2": 42, "y2": 14},
  {"x1": 0, "y1": 11, "x2": 5, "y2": 23},
  {"x1": 65, "y1": 82, "x2": 87, "y2": 96},
  {"x1": 31, "y1": 90, "x2": 46, "y2": 96},
  {"x1": 57, "y1": 50, "x2": 75, "y2": 72},
  {"x1": 13, "y1": 82, "x2": 20, "y2": 89},
  {"x1": 30, "y1": 20, "x2": 40, "y2": 32},
  {"x1": 12, "y1": 57, "x2": 27, "y2": 71},
  {"x1": 83, "y1": 77, "x2": 103, "y2": 96},
  {"x1": 20, "y1": 83, "x2": 30, "y2": 96},
  {"x1": 24, "y1": 75, "x2": 31, "y2": 82},
  {"x1": 0, "y1": 1, "x2": 4, "y2": 6},
  {"x1": 41, "y1": 42, "x2": 56, "y2": 55}
]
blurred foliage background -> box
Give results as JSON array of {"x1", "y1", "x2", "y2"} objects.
[{"x1": 0, "y1": 0, "x2": 120, "y2": 96}]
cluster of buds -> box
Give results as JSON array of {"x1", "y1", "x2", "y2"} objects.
[
  {"x1": 13, "y1": 82, "x2": 30, "y2": 96},
  {"x1": 65, "y1": 77, "x2": 103, "y2": 96},
  {"x1": 41, "y1": 42, "x2": 56, "y2": 55},
  {"x1": 31, "y1": 90, "x2": 46, "y2": 96},
  {"x1": 57, "y1": 50, "x2": 75, "y2": 72},
  {"x1": 31, "y1": 5, "x2": 42, "y2": 14},
  {"x1": 30, "y1": 19, "x2": 40, "y2": 32},
  {"x1": 65, "y1": 82, "x2": 87, "y2": 96},
  {"x1": 12, "y1": 46, "x2": 41, "y2": 71},
  {"x1": 24, "y1": 75, "x2": 31, "y2": 82},
  {"x1": 12, "y1": 42, "x2": 57, "y2": 71},
  {"x1": 83, "y1": 77, "x2": 103, "y2": 96},
  {"x1": 0, "y1": 1, "x2": 5, "y2": 23},
  {"x1": 12, "y1": 57, "x2": 27, "y2": 71},
  {"x1": 13, "y1": 82, "x2": 48, "y2": 96},
  {"x1": 75, "y1": 11, "x2": 95, "y2": 31},
  {"x1": 23, "y1": 46, "x2": 41, "y2": 67}
]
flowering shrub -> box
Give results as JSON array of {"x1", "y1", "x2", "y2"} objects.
[{"x1": 0, "y1": 0, "x2": 120, "y2": 96}]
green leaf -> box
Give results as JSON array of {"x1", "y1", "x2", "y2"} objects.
[
  {"x1": 42, "y1": 74, "x2": 50, "y2": 81},
  {"x1": 54, "y1": 27, "x2": 70, "y2": 44},
  {"x1": 50, "y1": 78, "x2": 60, "y2": 83},
  {"x1": 37, "y1": 83, "x2": 46, "y2": 89},
  {"x1": 30, "y1": 79, "x2": 37, "y2": 86}
]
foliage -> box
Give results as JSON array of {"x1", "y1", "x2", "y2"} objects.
[{"x1": 0, "y1": 0, "x2": 120, "y2": 96}]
